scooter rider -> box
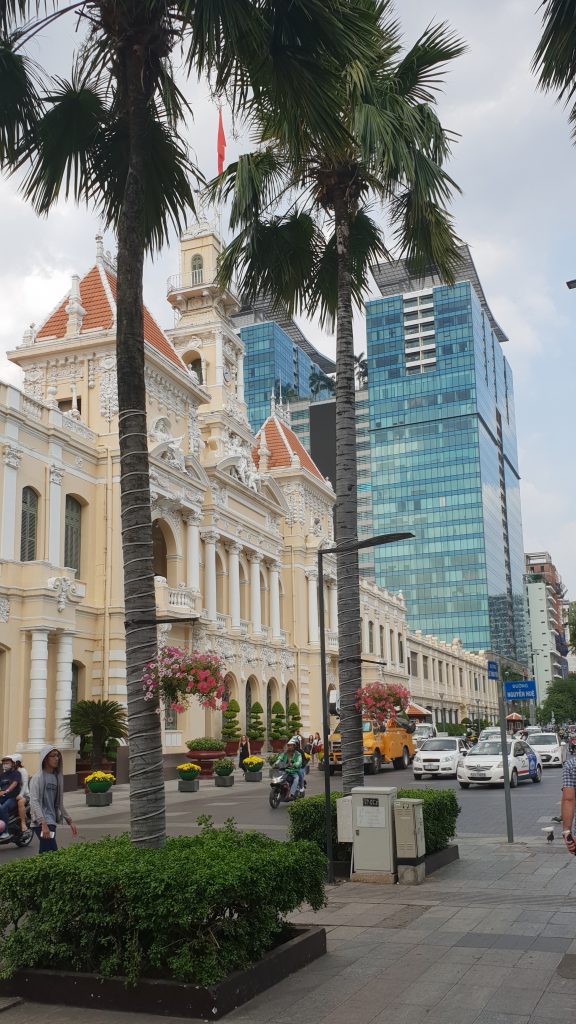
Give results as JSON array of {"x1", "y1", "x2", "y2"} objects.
[
  {"x1": 0, "y1": 755, "x2": 21, "y2": 835},
  {"x1": 289, "y1": 735, "x2": 308, "y2": 792},
  {"x1": 275, "y1": 740, "x2": 302, "y2": 800}
]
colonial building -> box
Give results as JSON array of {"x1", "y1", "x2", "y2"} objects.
[{"x1": 0, "y1": 222, "x2": 496, "y2": 786}]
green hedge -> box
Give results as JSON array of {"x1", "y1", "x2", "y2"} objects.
[
  {"x1": 0, "y1": 825, "x2": 326, "y2": 986},
  {"x1": 397, "y1": 788, "x2": 460, "y2": 854},
  {"x1": 288, "y1": 788, "x2": 460, "y2": 860}
]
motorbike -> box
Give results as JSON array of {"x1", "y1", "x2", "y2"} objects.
[
  {"x1": 269, "y1": 770, "x2": 306, "y2": 809},
  {"x1": 0, "y1": 796, "x2": 33, "y2": 849}
]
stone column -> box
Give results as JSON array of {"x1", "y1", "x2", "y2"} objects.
[
  {"x1": 385, "y1": 621, "x2": 392, "y2": 666},
  {"x1": 269, "y1": 561, "x2": 282, "y2": 640},
  {"x1": 305, "y1": 568, "x2": 319, "y2": 645},
  {"x1": 215, "y1": 331, "x2": 224, "y2": 386},
  {"x1": 185, "y1": 511, "x2": 202, "y2": 592},
  {"x1": 227, "y1": 542, "x2": 242, "y2": 630},
  {"x1": 394, "y1": 623, "x2": 400, "y2": 667},
  {"x1": 362, "y1": 615, "x2": 370, "y2": 654},
  {"x1": 328, "y1": 581, "x2": 338, "y2": 633},
  {"x1": 201, "y1": 528, "x2": 218, "y2": 621},
  {"x1": 249, "y1": 552, "x2": 262, "y2": 634},
  {"x1": 1, "y1": 445, "x2": 22, "y2": 559},
  {"x1": 28, "y1": 628, "x2": 49, "y2": 748},
  {"x1": 54, "y1": 631, "x2": 74, "y2": 746},
  {"x1": 48, "y1": 464, "x2": 64, "y2": 566},
  {"x1": 237, "y1": 353, "x2": 245, "y2": 403}
]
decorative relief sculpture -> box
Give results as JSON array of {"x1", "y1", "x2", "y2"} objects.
[{"x1": 47, "y1": 576, "x2": 81, "y2": 612}]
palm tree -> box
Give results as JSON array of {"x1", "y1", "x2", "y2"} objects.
[
  {"x1": 213, "y1": 2, "x2": 465, "y2": 792},
  {"x1": 65, "y1": 699, "x2": 128, "y2": 770},
  {"x1": 309, "y1": 369, "x2": 335, "y2": 397},
  {"x1": 354, "y1": 352, "x2": 369, "y2": 389},
  {"x1": 533, "y1": 0, "x2": 576, "y2": 140},
  {"x1": 0, "y1": 0, "x2": 381, "y2": 843}
]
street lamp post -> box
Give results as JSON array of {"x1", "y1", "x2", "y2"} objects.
[{"x1": 318, "y1": 530, "x2": 413, "y2": 882}]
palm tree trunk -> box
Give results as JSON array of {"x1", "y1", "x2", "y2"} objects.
[
  {"x1": 333, "y1": 197, "x2": 364, "y2": 794},
  {"x1": 115, "y1": 43, "x2": 166, "y2": 847}
]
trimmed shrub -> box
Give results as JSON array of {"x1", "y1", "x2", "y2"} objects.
[
  {"x1": 0, "y1": 826, "x2": 326, "y2": 986},
  {"x1": 247, "y1": 701, "x2": 265, "y2": 741},
  {"x1": 287, "y1": 702, "x2": 302, "y2": 737},
  {"x1": 396, "y1": 788, "x2": 460, "y2": 855},
  {"x1": 186, "y1": 737, "x2": 224, "y2": 751},
  {"x1": 288, "y1": 788, "x2": 460, "y2": 861},
  {"x1": 288, "y1": 792, "x2": 351, "y2": 862},
  {"x1": 221, "y1": 699, "x2": 241, "y2": 743},
  {"x1": 437, "y1": 722, "x2": 467, "y2": 736},
  {"x1": 269, "y1": 701, "x2": 288, "y2": 740}
]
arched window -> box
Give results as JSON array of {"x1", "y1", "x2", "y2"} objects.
[
  {"x1": 368, "y1": 620, "x2": 374, "y2": 654},
  {"x1": 64, "y1": 496, "x2": 82, "y2": 573},
  {"x1": 20, "y1": 487, "x2": 38, "y2": 561},
  {"x1": 191, "y1": 253, "x2": 203, "y2": 284},
  {"x1": 152, "y1": 521, "x2": 168, "y2": 578}
]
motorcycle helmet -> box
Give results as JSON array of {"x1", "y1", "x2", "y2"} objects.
[{"x1": 289, "y1": 736, "x2": 300, "y2": 746}]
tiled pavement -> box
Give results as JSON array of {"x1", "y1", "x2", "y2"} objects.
[{"x1": 2, "y1": 836, "x2": 576, "y2": 1023}]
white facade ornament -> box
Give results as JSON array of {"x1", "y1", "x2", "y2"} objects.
[
  {"x1": 100, "y1": 354, "x2": 118, "y2": 422},
  {"x1": 157, "y1": 623, "x2": 172, "y2": 648},
  {"x1": 21, "y1": 323, "x2": 36, "y2": 347},
  {"x1": 284, "y1": 483, "x2": 305, "y2": 526},
  {"x1": 47, "y1": 575, "x2": 80, "y2": 612},
  {"x1": 23, "y1": 365, "x2": 43, "y2": 398},
  {"x1": 0, "y1": 597, "x2": 10, "y2": 622},
  {"x1": 50, "y1": 465, "x2": 64, "y2": 486},
  {"x1": 187, "y1": 406, "x2": 204, "y2": 454},
  {"x1": 3, "y1": 445, "x2": 23, "y2": 470}
]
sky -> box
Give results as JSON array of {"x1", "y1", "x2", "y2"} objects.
[{"x1": 1, "y1": 1, "x2": 575, "y2": 595}]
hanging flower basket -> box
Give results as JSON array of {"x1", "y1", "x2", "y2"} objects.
[
  {"x1": 355, "y1": 683, "x2": 411, "y2": 727},
  {"x1": 84, "y1": 771, "x2": 115, "y2": 793},
  {"x1": 142, "y1": 647, "x2": 227, "y2": 714}
]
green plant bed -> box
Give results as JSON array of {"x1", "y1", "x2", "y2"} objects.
[
  {"x1": 288, "y1": 788, "x2": 460, "y2": 861},
  {"x1": 0, "y1": 824, "x2": 327, "y2": 987}
]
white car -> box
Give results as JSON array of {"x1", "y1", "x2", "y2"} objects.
[
  {"x1": 457, "y1": 738, "x2": 542, "y2": 788},
  {"x1": 478, "y1": 728, "x2": 501, "y2": 741},
  {"x1": 413, "y1": 724, "x2": 437, "y2": 750},
  {"x1": 524, "y1": 732, "x2": 566, "y2": 767},
  {"x1": 413, "y1": 737, "x2": 469, "y2": 779}
]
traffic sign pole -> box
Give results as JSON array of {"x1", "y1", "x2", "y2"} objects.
[{"x1": 488, "y1": 661, "x2": 514, "y2": 844}]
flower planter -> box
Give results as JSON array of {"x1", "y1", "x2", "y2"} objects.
[
  {"x1": 249, "y1": 740, "x2": 264, "y2": 755},
  {"x1": 85, "y1": 790, "x2": 112, "y2": 807},
  {"x1": 178, "y1": 779, "x2": 199, "y2": 793},
  {"x1": 186, "y1": 749, "x2": 225, "y2": 778},
  {"x1": 271, "y1": 739, "x2": 285, "y2": 753},
  {"x1": 86, "y1": 781, "x2": 113, "y2": 794},
  {"x1": 178, "y1": 771, "x2": 200, "y2": 783},
  {"x1": 245, "y1": 770, "x2": 262, "y2": 782},
  {"x1": 224, "y1": 741, "x2": 240, "y2": 756},
  {"x1": 0, "y1": 926, "x2": 327, "y2": 1019},
  {"x1": 214, "y1": 775, "x2": 235, "y2": 788}
]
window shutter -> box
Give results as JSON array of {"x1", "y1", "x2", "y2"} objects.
[
  {"x1": 64, "y1": 496, "x2": 82, "y2": 573},
  {"x1": 20, "y1": 487, "x2": 38, "y2": 561}
]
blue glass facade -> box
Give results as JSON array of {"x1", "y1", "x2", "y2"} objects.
[
  {"x1": 241, "y1": 321, "x2": 330, "y2": 432},
  {"x1": 366, "y1": 280, "x2": 528, "y2": 664}
]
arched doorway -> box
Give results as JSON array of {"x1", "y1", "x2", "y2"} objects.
[
  {"x1": 266, "y1": 678, "x2": 280, "y2": 731},
  {"x1": 245, "y1": 675, "x2": 260, "y2": 731},
  {"x1": 286, "y1": 679, "x2": 297, "y2": 717},
  {"x1": 152, "y1": 520, "x2": 167, "y2": 578},
  {"x1": 223, "y1": 672, "x2": 238, "y2": 736}
]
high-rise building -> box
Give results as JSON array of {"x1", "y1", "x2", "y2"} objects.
[
  {"x1": 232, "y1": 299, "x2": 334, "y2": 433},
  {"x1": 365, "y1": 245, "x2": 529, "y2": 665},
  {"x1": 525, "y1": 552, "x2": 568, "y2": 694}
]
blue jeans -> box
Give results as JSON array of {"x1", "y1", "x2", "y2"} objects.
[
  {"x1": 0, "y1": 797, "x2": 15, "y2": 828},
  {"x1": 289, "y1": 774, "x2": 300, "y2": 798},
  {"x1": 298, "y1": 767, "x2": 305, "y2": 789},
  {"x1": 32, "y1": 825, "x2": 58, "y2": 853}
]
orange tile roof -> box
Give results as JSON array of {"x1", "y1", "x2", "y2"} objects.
[
  {"x1": 254, "y1": 414, "x2": 325, "y2": 481},
  {"x1": 36, "y1": 262, "x2": 186, "y2": 372}
]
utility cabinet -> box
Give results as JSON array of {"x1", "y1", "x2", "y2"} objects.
[
  {"x1": 351, "y1": 786, "x2": 397, "y2": 877},
  {"x1": 394, "y1": 799, "x2": 425, "y2": 859}
]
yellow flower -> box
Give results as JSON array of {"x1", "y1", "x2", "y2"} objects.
[
  {"x1": 243, "y1": 756, "x2": 264, "y2": 768},
  {"x1": 177, "y1": 762, "x2": 201, "y2": 773},
  {"x1": 84, "y1": 771, "x2": 115, "y2": 784}
]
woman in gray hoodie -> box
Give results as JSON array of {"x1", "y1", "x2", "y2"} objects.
[{"x1": 29, "y1": 746, "x2": 77, "y2": 853}]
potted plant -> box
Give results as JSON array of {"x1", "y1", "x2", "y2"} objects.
[
  {"x1": 65, "y1": 699, "x2": 128, "y2": 788},
  {"x1": 84, "y1": 770, "x2": 115, "y2": 807},
  {"x1": 247, "y1": 702, "x2": 265, "y2": 753},
  {"x1": 176, "y1": 762, "x2": 201, "y2": 793},
  {"x1": 287, "y1": 702, "x2": 303, "y2": 739},
  {"x1": 213, "y1": 757, "x2": 235, "y2": 788},
  {"x1": 243, "y1": 755, "x2": 264, "y2": 782},
  {"x1": 185, "y1": 737, "x2": 226, "y2": 778},
  {"x1": 269, "y1": 701, "x2": 288, "y2": 752},
  {"x1": 355, "y1": 682, "x2": 411, "y2": 726},
  {"x1": 221, "y1": 699, "x2": 241, "y2": 755}
]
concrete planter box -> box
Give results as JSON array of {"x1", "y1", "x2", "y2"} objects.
[
  {"x1": 0, "y1": 926, "x2": 326, "y2": 1020},
  {"x1": 245, "y1": 771, "x2": 262, "y2": 782},
  {"x1": 85, "y1": 791, "x2": 112, "y2": 808},
  {"x1": 178, "y1": 779, "x2": 199, "y2": 793},
  {"x1": 214, "y1": 775, "x2": 235, "y2": 788}
]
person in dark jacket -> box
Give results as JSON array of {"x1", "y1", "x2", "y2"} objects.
[
  {"x1": 237, "y1": 734, "x2": 251, "y2": 775},
  {"x1": 29, "y1": 746, "x2": 77, "y2": 853},
  {"x1": 0, "y1": 755, "x2": 21, "y2": 834}
]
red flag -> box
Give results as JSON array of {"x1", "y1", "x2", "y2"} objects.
[{"x1": 217, "y1": 109, "x2": 226, "y2": 176}]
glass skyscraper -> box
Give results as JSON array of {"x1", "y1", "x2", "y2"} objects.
[{"x1": 366, "y1": 246, "x2": 528, "y2": 665}]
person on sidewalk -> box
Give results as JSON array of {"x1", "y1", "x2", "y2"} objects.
[
  {"x1": 0, "y1": 755, "x2": 21, "y2": 834},
  {"x1": 29, "y1": 746, "x2": 77, "y2": 853},
  {"x1": 561, "y1": 753, "x2": 576, "y2": 853},
  {"x1": 237, "y1": 734, "x2": 251, "y2": 776}
]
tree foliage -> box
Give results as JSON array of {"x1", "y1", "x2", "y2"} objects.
[
  {"x1": 65, "y1": 700, "x2": 128, "y2": 770},
  {"x1": 538, "y1": 675, "x2": 576, "y2": 724}
]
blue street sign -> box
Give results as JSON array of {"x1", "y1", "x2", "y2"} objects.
[
  {"x1": 503, "y1": 679, "x2": 537, "y2": 702},
  {"x1": 487, "y1": 660, "x2": 499, "y2": 680}
]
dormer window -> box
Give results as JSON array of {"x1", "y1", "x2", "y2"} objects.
[{"x1": 191, "y1": 254, "x2": 203, "y2": 285}]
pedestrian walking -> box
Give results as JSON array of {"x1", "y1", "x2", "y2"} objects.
[
  {"x1": 29, "y1": 746, "x2": 77, "y2": 853},
  {"x1": 311, "y1": 731, "x2": 322, "y2": 764},
  {"x1": 237, "y1": 734, "x2": 251, "y2": 776}
]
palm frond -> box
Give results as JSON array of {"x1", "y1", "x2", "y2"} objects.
[
  {"x1": 309, "y1": 208, "x2": 389, "y2": 327},
  {"x1": 394, "y1": 21, "x2": 467, "y2": 104},
  {"x1": 206, "y1": 148, "x2": 288, "y2": 230},
  {"x1": 533, "y1": 0, "x2": 576, "y2": 140},
  {"x1": 390, "y1": 188, "x2": 462, "y2": 285},
  {"x1": 0, "y1": 35, "x2": 42, "y2": 164}
]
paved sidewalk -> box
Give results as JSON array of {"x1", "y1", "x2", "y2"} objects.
[{"x1": 2, "y1": 836, "x2": 576, "y2": 1023}]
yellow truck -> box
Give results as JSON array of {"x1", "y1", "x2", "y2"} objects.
[{"x1": 328, "y1": 717, "x2": 416, "y2": 775}]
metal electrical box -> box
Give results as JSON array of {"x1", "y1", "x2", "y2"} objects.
[
  {"x1": 394, "y1": 799, "x2": 425, "y2": 859},
  {"x1": 351, "y1": 786, "x2": 397, "y2": 874},
  {"x1": 336, "y1": 796, "x2": 353, "y2": 843}
]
